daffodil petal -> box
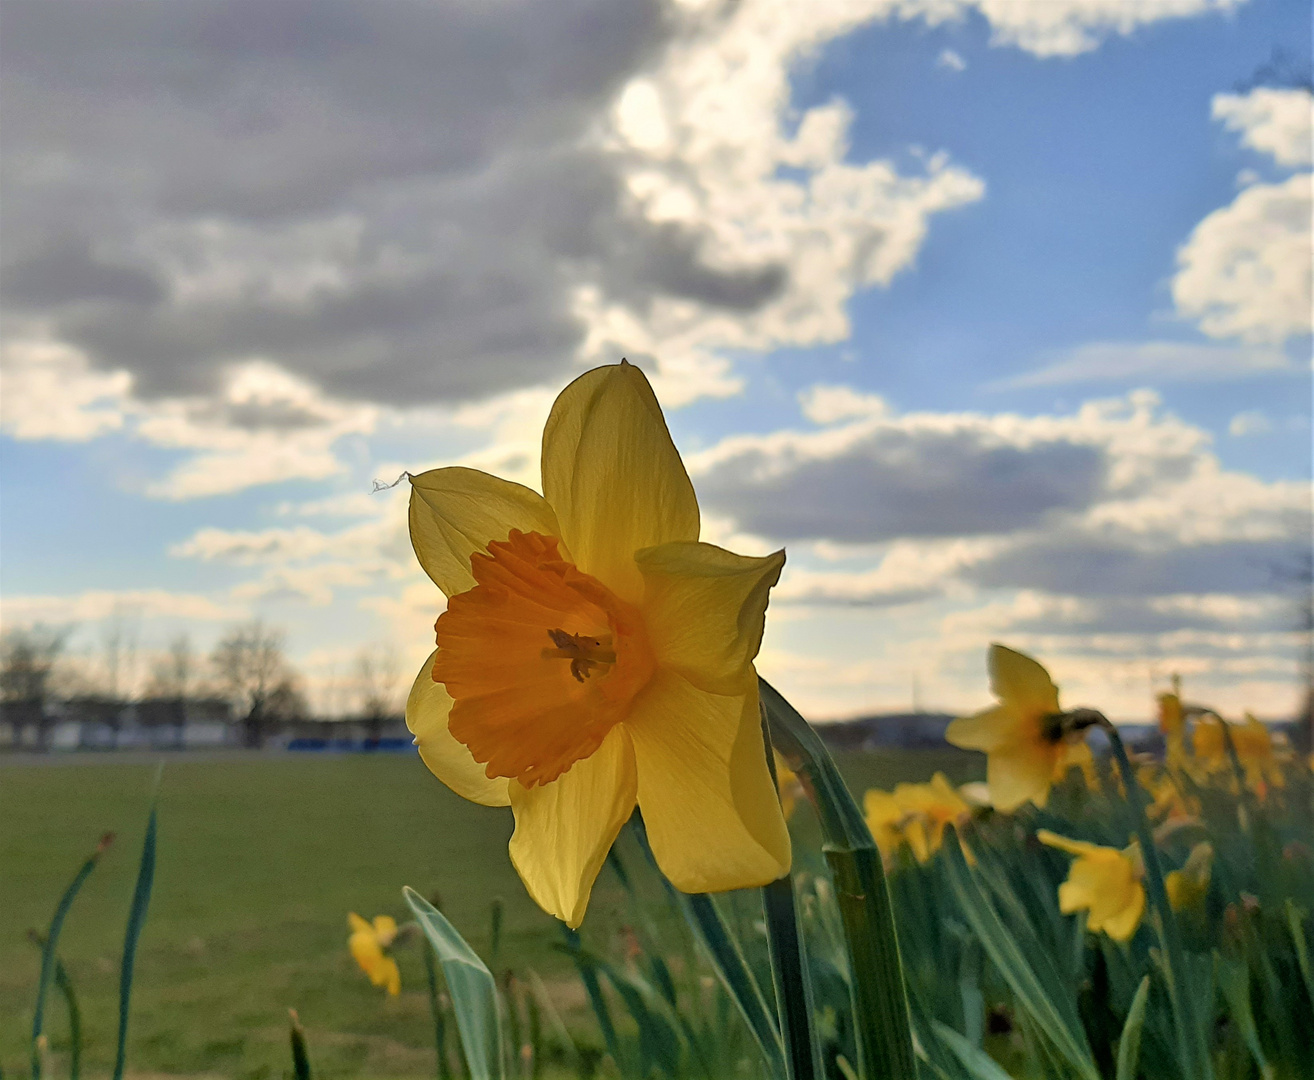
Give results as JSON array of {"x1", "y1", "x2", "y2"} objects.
[
  {"x1": 988, "y1": 643, "x2": 1060, "y2": 717},
  {"x1": 384, "y1": 956, "x2": 402, "y2": 996},
  {"x1": 350, "y1": 931, "x2": 387, "y2": 982},
  {"x1": 1099, "y1": 885, "x2": 1145, "y2": 942},
  {"x1": 409, "y1": 466, "x2": 561, "y2": 598},
  {"x1": 987, "y1": 743, "x2": 1056, "y2": 811},
  {"x1": 541, "y1": 362, "x2": 699, "y2": 603},
  {"x1": 406, "y1": 649, "x2": 511, "y2": 807},
  {"x1": 635, "y1": 541, "x2": 785, "y2": 694},
  {"x1": 628, "y1": 670, "x2": 790, "y2": 894},
  {"x1": 507, "y1": 725, "x2": 638, "y2": 928},
  {"x1": 1037, "y1": 829, "x2": 1106, "y2": 859},
  {"x1": 348, "y1": 912, "x2": 372, "y2": 935},
  {"x1": 373, "y1": 915, "x2": 398, "y2": 946},
  {"x1": 946, "y1": 706, "x2": 1017, "y2": 752}
]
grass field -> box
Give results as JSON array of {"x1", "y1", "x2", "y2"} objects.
[{"x1": 0, "y1": 747, "x2": 980, "y2": 1079}]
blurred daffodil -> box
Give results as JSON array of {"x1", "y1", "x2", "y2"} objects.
[
  {"x1": 348, "y1": 913, "x2": 401, "y2": 996},
  {"x1": 405, "y1": 362, "x2": 790, "y2": 927},
  {"x1": 863, "y1": 789, "x2": 904, "y2": 861},
  {"x1": 1038, "y1": 831, "x2": 1145, "y2": 942},
  {"x1": 893, "y1": 773, "x2": 970, "y2": 863},
  {"x1": 1158, "y1": 689, "x2": 1187, "y2": 769},
  {"x1": 1192, "y1": 713, "x2": 1284, "y2": 795},
  {"x1": 774, "y1": 753, "x2": 805, "y2": 821},
  {"x1": 947, "y1": 645, "x2": 1090, "y2": 812},
  {"x1": 1166, "y1": 841, "x2": 1213, "y2": 912}
]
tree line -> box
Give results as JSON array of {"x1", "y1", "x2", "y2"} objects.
[{"x1": 0, "y1": 619, "x2": 402, "y2": 751}]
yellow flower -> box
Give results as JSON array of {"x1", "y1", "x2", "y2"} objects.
[
  {"x1": 946, "y1": 644, "x2": 1088, "y2": 812},
  {"x1": 1192, "y1": 713, "x2": 1283, "y2": 794},
  {"x1": 863, "y1": 788, "x2": 904, "y2": 860},
  {"x1": 1158, "y1": 690, "x2": 1187, "y2": 768},
  {"x1": 774, "y1": 753, "x2": 805, "y2": 821},
  {"x1": 1038, "y1": 831, "x2": 1145, "y2": 942},
  {"x1": 348, "y1": 913, "x2": 401, "y2": 996},
  {"x1": 405, "y1": 362, "x2": 790, "y2": 927},
  {"x1": 1165, "y1": 842, "x2": 1212, "y2": 912},
  {"x1": 892, "y1": 773, "x2": 970, "y2": 863}
]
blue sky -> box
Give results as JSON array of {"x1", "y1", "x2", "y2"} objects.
[{"x1": 2, "y1": 0, "x2": 1310, "y2": 719}]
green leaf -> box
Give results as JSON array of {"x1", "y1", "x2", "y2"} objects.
[
  {"x1": 760, "y1": 678, "x2": 919, "y2": 1080},
  {"x1": 405, "y1": 887, "x2": 506, "y2": 1080},
  {"x1": 1285, "y1": 900, "x2": 1313, "y2": 1011},
  {"x1": 112, "y1": 795, "x2": 158, "y2": 1080},
  {"x1": 941, "y1": 834, "x2": 1100, "y2": 1080},
  {"x1": 30, "y1": 834, "x2": 111, "y2": 1080},
  {"x1": 1214, "y1": 952, "x2": 1274, "y2": 1080},
  {"x1": 288, "y1": 1010, "x2": 313, "y2": 1080},
  {"x1": 1115, "y1": 976, "x2": 1150, "y2": 1080},
  {"x1": 931, "y1": 1021, "x2": 1013, "y2": 1080}
]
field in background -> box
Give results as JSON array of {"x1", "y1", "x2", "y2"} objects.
[{"x1": 1, "y1": 748, "x2": 981, "y2": 1079}]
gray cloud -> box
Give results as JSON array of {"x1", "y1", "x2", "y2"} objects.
[
  {"x1": 0, "y1": 0, "x2": 792, "y2": 405},
  {"x1": 697, "y1": 431, "x2": 1107, "y2": 542},
  {"x1": 967, "y1": 536, "x2": 1305, "y2": 597}
]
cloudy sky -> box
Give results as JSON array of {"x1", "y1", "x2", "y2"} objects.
[{"x1": 2, "y1": 0, "x2": 1310, "y2": 720}]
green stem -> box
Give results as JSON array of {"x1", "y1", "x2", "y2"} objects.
[
  {"x1": 423, "y1": 942, "x2": 455, "y2": 1080},
  {"x1": 760, "y1": 678, "x2": 918, "y2": 1080},
  {"x1": 54, "y1": 960, "x2": 82, "y2": 1080},
  {"x1": 761, "y1": 719, "x2": 819, "y2": 1080},
  {"x1": 1101, "y1": 718, "x2": 1212, "y2": 1080}
]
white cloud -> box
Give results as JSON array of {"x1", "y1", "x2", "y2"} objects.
[
  {"x1": 937, "y1": 48, "x2": 967, "y2": 71},
  {"x1": 0, "y1": 588, "x2": 240, "y2": 625},
  {"x1": 585, "y1": 3, "x2": 986, "y2": 404},
  {"x1": 1212, "y1": 87, "x2": 1313, "y2": 168},
  {"x1": 1173, "y1": 173, "x2": 1313, "y2": 344},
  {"x1": 1173, "y1": 89, "x2": 1312, "y2": 346},
  {"x1": 1229, "y1": 409, "x2": 1272, "y2": 436},
  {"x1": 0, "y1": 333, "x2": 133, "y2": 440},
  {"x1": 1002, "y1": 339, "x2": 1293, "y2": 386}
]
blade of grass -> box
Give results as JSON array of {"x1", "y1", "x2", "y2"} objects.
[
  {"x1": 557, "y1": 926, "x2": 626, "y2": 1076},
  {"x1": 289, "y1": 1009, "x2": 313, "y2": 1080},
  {"x1": 30, "y1": 833, "x2": 113, "y2": 1080},
  {"x1": 931, "y1": 1021, "x2": 1014, "y2": 1080},
  {"x1": 406, "y1": 887, "x2": 506, "y2": 1080},
  {"x1": 423, "y1": 941, "x2": 456, "y2": 1080},
  {"x1": 112, "y1": 782, "x2": 158, "y2": 1080},
  {"x1": 760, "y1": 677, "x2": 918, "y2": 1080},
  {"x1": 1115, "y1": 976, "x2": 1151, "y2": 1080}
]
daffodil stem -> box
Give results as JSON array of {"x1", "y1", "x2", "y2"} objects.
[
  {"x1": 760, "y1": 678, "x2": 919, "y2": 1080},
  {"x1": 422, "y1": 942, "x2": 454, "y2": 1080},
  {"x1": 761, "y1": 720, "x2": 820, "y2": 1080},
  {"x1": 1099, "y1": 716, "x2": 1212, "y2": 1080}
]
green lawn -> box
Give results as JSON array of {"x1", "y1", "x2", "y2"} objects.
[{"x1": 1, "y1": 747, "x2": 979, "y2": 1079}]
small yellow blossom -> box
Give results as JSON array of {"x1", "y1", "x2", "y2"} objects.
[
  {"x1": 405, "y1": 362, "x2": 789, "y2": 927},
  {"x1": 348, "y1": 913, "x2": 401, "y2": 996},
  {"x1": 774, "y1": 753, "x2": 805, "y2": 821},
  {"x1": 1038, "y1": 831, "x2": 1145, "y2": 942},
  {"x1": 947, "y1": 644, "x2": 1090, "y2": 812},
  {"x1": 893, "y1": 773, "x2": 971, "y2": 863},
  {"x1": 1192, "y1": 713, "x2": 1284, "y2": 795},
  {"x1": 1158, "y1": 690, "x2": 1187, "y2": 768},
  {"x1": 863, "y1": 788, "x2": 905, "y2": 860},
  {"x1": 1166, "y1": 842, "x2": 1213, "y2": 912}
]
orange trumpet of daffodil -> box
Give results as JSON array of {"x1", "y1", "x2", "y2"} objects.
[
  {"x1": 348, "y1": 913, "x2": 401, "y2": 995},
  {"x1": 1038, "y1": 830, "x2": 1145, "y2": 942},
  {"x1": 946, "y1": 644, "x2": 1090, "y2": 812},
  {"x1": 405, "y1": 361, "x2": 790, "y2": 927}
]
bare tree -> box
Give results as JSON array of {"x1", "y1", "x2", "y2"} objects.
[
  {"x1": 141, "y1": 634, "x2": 196, "y2": 748},
  {"x1": 212, "y1": 621, "x2": 299, "y2": 748},
  {"x1": 354, "y1": 645, "x2": 402, "y2": 743},
  {"x1": 0, "y1": 625, "x2": 70, "y2": 750}
]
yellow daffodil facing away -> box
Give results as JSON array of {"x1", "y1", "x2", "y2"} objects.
[
  {"x1": 405, "y1": 362, "x2": 790, "y2": 927},
  {"x1": 1166, "y1": 841, "x2": 1213, "y2": 912},
  {"x1": 1193, "y1": 713, "x2": 1285, "y2": 795},
  {"x1": 946, "y1": 644, "x2": 1090, "y2": 812},
  {"x1": 348, "y1": 913, "x2": 401, "y2": 996},
  {"x1": 1037, "y1": 831, "x2": 1146, "y2": 943},
  {"x1": 863, "y1": 773, "x2": 971, "y2": 863}
]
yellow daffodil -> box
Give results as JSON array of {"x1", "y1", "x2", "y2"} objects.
[
  {"x1": 946, "y1": 644, "x2": 1089, "y2": 812},
  {"x1": 1166, "y1": 841, "x2": 1213, "y2": 912},
  {"x1": 1157, "y1": 689, "x2": 1187, "y2": 768},
  {"x1": 1142, "y1": 769, "x2": 1199, "y2": 823},
  {"x1": 774, "y1": 753, "x2": 805, "y2": 822},
  {"x1": 1192, "y1": 713, "x2": 1283, "y2": 795},
  {"x1": 863, "y1": 788, "x2": 904, "y2": 861},
  {"x1": 893, "y1": 773, "x2": 970, "y2": 863},
  {"x1": 348, "y1": 913, "x2": 401, "y2": 996},
  {"x1": 1038, "y1": 830, "x2": 1145, "y2": 942},
  {"x1": 405, "y1": 362, "x2": 790, "y2": 927}
]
